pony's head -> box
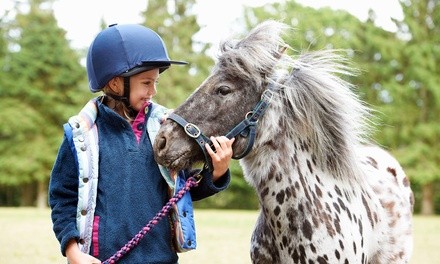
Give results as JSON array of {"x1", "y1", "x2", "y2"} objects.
[
  {"x1": 153, "y1": 21, "x2": 287, "y2": 170},
  {"x1": 154, "y1": 20, "x2": 371, "y2": 179}
]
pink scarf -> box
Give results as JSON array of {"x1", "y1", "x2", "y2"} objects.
[{"x1": 131, "y1": 101, "x2": 150, "y2": 143}]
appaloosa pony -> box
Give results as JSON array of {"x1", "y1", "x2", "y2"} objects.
[{"x1": 153, "y1": 20, "x2": 414, "y2": 264}]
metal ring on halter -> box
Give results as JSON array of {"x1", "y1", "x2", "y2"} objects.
[
  {"x1": 245, "y1": 111, "x2": 258, "y2": 123},
  {"x1": 184, "y1": 123, "x2": 201, "y2": 138},
  {"x1": 193, "y1": 173, "x2": 203, "y2": 184}
]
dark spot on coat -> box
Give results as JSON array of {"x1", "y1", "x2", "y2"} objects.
[
  {"x1": 362, "y1": 194, "x2": 374, "y2": 228},
  {"x1": 387, "y1": 167, "x2": 397, "y2": 177},
  {"x1": 317, "y1": 256, "x2": 328, "y2": 264},
  {"x1": 276, "y1": 190, "x2": 285, "y2": 205},
  {"x1": 339, "y1": 240, "x2": 344, "y2": 250},
  {"x1": 261, "y1": 187, "x2": 269, "y2": 199},
  {"x1": 274, "y1": 206, "x2": 281, "y2": 216},
  {"x1": 333, "y1": 202, "x2": 341, "y2": 214},
  {"x1": 315, "y1": 184, "x2": 323, "y2": 198},
  {"x1": 366, "y1": 156, "x2": 378, "y2": 169},
  {"x1": 334, "y1": 185, "x2": 343, "y2": 197},
  {"x1": 310, "y1": 243, "x2": 316, "y2": 253},
  {"x1": 335, "y1": 249, "x2": 341, "y2": 260},
  {"x1": 302, "y1": 219, "x2": 313, "y2": 240},
  {"x1": 307, "y1": 159, "x2": 313, "y2": 173}
]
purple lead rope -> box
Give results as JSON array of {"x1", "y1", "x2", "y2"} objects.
[{"x1": 102, "y1": 175, "x2": 200, "y2": 264}]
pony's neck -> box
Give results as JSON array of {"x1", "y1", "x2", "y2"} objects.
[
  {"x1": 240, "y1": 100, "x2": 362, "y2": 198},
  {"x1": 241, "y1": 132, "x2": 333, "y2": 230}
]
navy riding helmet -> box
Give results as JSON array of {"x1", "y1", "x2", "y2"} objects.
[{"x1": 86, "y1": 24, "x2": 187, "y2": 93}]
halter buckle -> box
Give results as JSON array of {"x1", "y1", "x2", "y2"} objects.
[
  {"x1": 261, "y1": 89, "x2": 274, "y2": 102},
  {"x1": 184, "y1": 123, "x2": 201, "y2": 138}
]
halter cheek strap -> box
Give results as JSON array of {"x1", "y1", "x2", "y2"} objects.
[
  {"x1": 167, "y1": 113, "x2": 214, "y2": 172},
  {"x1": 224, "y1": 88, "x2": 274, "y2": 158},
  {"x1": 167, "y1": 82, "x2": 275, "y2": 171}
]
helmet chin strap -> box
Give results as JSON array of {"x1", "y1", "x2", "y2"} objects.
[
  {"x1": 106, "y1": 76, "x2": 131, "y2": 107},
  {"x1": 122, "y1": 76, "x2": 131, "y2": 107},
  {"x1": 105, "y1": 76, "x2": 137, "y2": 118}
]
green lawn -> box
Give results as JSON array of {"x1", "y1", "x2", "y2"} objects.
[{"x1": 0, "y1": 208, "x2": 438, "y2": 263}]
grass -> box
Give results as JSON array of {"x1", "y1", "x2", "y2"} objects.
[{"x1": 0, "y1": 208, "x2": 438, "y2": 263}]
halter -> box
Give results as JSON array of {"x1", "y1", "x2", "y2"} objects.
[{"x1": 167, "y1": 82, "x2": 275, "y2": 171}]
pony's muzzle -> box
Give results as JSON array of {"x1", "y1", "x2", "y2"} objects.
[
  {"x1": 155, "y1": 134, "x2": 167, "y2": 153},
  {"x1": 153, "y1": 133, "x2": 169, "y2": 166}
]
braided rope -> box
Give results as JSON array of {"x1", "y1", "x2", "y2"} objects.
[{"x1": 102, "y1": 176, "x2": 200, "y2": 264}]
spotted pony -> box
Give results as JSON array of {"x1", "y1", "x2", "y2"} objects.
[{"x1": 153, "y1": 20, "x2": 414, "y2": 264}]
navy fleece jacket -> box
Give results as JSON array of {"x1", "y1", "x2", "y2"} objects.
[{"x1": 49, "y1": 101, "x2": 230, "y2": 264}]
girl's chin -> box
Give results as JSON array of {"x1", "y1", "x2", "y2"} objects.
[{"x1": 131, "y1": 101, "x2": 150, "y2": 111}]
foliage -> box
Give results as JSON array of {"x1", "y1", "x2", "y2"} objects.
[
  {"x1": 0, "y1": 0, "x2": 87, "y2": 189},
  {"x1": 411, "y1": 180, "x2": 440, "y2": 214},
  {"x1": 141, "y1": 0, "x2": 214, "y2": 108},
  {"x1": 384, "y1": 0, "x2": 440, "y2": 185},
  {"x1": 0, "y1": 0, "x2": 438, "y2": 212}
]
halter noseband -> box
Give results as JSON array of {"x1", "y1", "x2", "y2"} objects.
[{"x1": 167, "y1": 83, "x2": 275, "y2": 172}]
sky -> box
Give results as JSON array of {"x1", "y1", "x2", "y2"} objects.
[{"x1": 3, "y1": 0, "x2": 403, "y2": 51}]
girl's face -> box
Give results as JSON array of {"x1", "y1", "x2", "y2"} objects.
[{"x1": 129, "y1": 69, "x2": 160, "y2": 111}]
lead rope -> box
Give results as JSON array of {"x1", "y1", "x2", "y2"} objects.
[{"x1": 102, "y1": 175, "x2": 201, "y2": 264}]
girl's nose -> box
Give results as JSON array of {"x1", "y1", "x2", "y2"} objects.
[
  {"x1": 148, "y1": 85, "x2": 157, "y2": 97},
  {"x1": 149, "y1": 87, "x2": 157, "y2": 96}
]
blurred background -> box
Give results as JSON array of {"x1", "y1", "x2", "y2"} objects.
[
  {"x1": 1, "y1": 0, "x2": 438, "y2": 214},
  {"x1": 1, "y1": 0, "x2": 439, "y2": 263}
]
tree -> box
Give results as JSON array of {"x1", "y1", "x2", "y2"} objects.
[
  {"x1": 141, "y1": 0, "x2": 214, "y2": 108},
  {"x1": 0, "y1": 0, "x2": 87, "y2": 207},
  {"x1": 383, "y1": 0, "x2": 440, "y2": 215}
]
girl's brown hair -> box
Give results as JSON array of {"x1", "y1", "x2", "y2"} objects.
[{"x1": 101, "y1": 86, "x2": 134, "y2": 122}]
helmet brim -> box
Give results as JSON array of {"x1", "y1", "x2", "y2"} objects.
[{"x1": 120, "y1": 60, "x2": 188, "y2": 77}]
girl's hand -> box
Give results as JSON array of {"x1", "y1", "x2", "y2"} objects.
[
  {"x1": 205, "y1": 136, "x2": 235, "y2": 181},
  {"x1": 160, "y1": 109, "x2": 174, "y2": 124},
  {"x1": 66, "y1": 240, "x2": 101, "y2": 264}
]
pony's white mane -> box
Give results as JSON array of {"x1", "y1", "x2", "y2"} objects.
[
  {"x1": 219, "y1": 20, "x2": 373, "y2": 180},
  {"x1": 282, "y1": 51, "x2": 373, "y2": 179}
]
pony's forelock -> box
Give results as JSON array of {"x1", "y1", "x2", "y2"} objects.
[{"x1": 217, "y1": 20, "x2": 290, "y2": 88}]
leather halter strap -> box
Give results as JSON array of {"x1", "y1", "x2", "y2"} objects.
[
  {"x1": 224, "y1": 87, "x2": 274, "y2": 158},
  {"x1": 167, "y1": 83, "x2": 275, "y2": 171},
  {"x1": 167, "y1": 113, "x2": 214, "y2": 172}
]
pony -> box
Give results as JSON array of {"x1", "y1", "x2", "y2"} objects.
[{"x1": 153, "y1": 20, "x2": 413, "y2": 264}]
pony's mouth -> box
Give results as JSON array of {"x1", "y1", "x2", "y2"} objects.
[
  {"x1": 168, "y1": 156, "x2": 191, "y2": 171},
  {"x1": 154, "y1": 146, "x2": 195, "y2": 172},
  {"x1": 153, "y1": 121, "x2": 206, "y2": 172}
]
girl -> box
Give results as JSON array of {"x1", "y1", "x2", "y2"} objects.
[{"x1": 49, "y1": 24, "x2": 234, "y2": 264}]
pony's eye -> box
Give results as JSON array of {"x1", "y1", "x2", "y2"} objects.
[{"x1": 215, "y1": 86, "x2": 231, "y2": 96}]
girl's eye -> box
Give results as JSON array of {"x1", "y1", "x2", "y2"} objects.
[
  {"x1": 215, "y1": 86, "x2": 231, "y2": 96},
  {"x1": 144, "y1": 81, "x2": 158, "y2": 87}
]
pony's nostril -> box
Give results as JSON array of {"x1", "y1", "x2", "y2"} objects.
[{"x1": 156, "y1": 135, "x2": 167, "y2": 151}]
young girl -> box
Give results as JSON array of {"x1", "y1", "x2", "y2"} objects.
[{"x1": 49, "y1": 24, "x2": 235, "y2": 264}]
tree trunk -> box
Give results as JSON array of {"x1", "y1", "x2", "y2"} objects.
[
  {"x1": 421, "y1": 182, "x2": 434, "y2": 215},
  {"x1": 36, "y1": 180, "x2": 48, "y2": 208},
  {"x1": 20, "y1": 182, "x2": 35, "y2": 206}
]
